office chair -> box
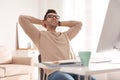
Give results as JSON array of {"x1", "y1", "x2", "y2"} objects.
[{"x1": 38, "y1": 54, "x2": 47, "y2": 80}]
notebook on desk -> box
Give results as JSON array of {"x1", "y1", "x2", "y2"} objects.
[
  {"x1": 58, "y1": 60, "x2": 82, "y2": 66},
  {"x1": 42, "y1": 60, "x2": 82, "y2": 67},
  {"x1": 57, "y1": 60, "x2": 80, "y2": 64}
]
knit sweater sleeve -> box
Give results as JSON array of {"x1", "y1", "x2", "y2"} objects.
[
  {"x1": 19, "y1": 15, "x2": 41, "y2": 45},
  {"x1": 65, "y1": 23, "x2": 81, "y2": 40}
]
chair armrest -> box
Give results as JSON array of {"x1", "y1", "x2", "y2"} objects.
[{"x1": 12, "y1": 57, "x2": 34, "y2": 66}]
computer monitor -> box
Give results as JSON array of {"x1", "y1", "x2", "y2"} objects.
[{"x1": 96, "y1": 0, "x2": 120, "y2": 52}]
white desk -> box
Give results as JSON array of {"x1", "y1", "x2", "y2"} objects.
[{"x1": 35, "y1": 61, "x2": 120, "y2": 80}]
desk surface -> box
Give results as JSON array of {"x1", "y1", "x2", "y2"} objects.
[{"x1": 35, "y1": 61, "x2": 120, "y2": 75}]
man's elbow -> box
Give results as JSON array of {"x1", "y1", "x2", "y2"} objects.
[
  {"x1": 19, "y1": 15, "x2": 25, "y2": 22},
  {"x1": 18, "y1": 15, "x2": 28, "y2": 25},
  {"x1": 79, "y1": 21, "x2": 83, "y2": 27},
  {"x1": 77, "y1": 21, "x2": 83, "y2": 29}
]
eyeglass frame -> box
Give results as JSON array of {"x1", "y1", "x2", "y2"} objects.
[{"x1": 46, "y1": 14, "x2": 60, "y2": 19}]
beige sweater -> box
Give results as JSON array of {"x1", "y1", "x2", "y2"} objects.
[{"x1": 20, "y1": 21, "x2": 81, "y2": 75}]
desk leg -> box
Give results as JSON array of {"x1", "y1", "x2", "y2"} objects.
[
  {"x1": 78, "y1": 75, "x2": 80, "y2": 80},
  {"x1": 105, "y1": 73, "x2": 108, "y2": 80},
  {"x1": 37, "y1": 68, "x2": 40, "y2": 80},
  {"x1": 85, "y1": 75, "x2": 89, "y2": 80},
  {"x1": 78, "y1": 75, "x2": 89, "y2": 80}
]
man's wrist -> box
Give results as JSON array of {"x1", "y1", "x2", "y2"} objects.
[{"x1": 58, "y1": 21, "x2": 61, "y2": 26}]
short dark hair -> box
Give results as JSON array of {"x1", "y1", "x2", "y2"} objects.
[{"x1": 44, "y1": 9, "x2": 57, "y2": 20}]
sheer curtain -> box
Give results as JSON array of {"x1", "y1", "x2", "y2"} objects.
[
  {"x1": 61, "y1": 0, "x2": 109, "y2": 54},
  {"x1": 91, "y1": 0, "x2": 109, "y2": 53},
  {"x1": 60, "y1": 0, "x2": 92, "y2": 54}
]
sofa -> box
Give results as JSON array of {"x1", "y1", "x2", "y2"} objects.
[{"x1": 0, "y1": 45, "x2": 34, "y2": 80}]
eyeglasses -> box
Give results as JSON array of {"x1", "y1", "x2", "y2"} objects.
[{"x1": 47, "y1": 15, "x2": 60, "y2": 19}]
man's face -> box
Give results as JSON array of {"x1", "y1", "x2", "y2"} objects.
[{"x1": 44, "y1": 13, "x2": 60, "y2": 28}]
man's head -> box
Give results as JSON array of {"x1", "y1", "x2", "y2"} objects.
[
  {"x1": 44, "y1": 9, "x2": 57, "y2": 20},
  {"x1": 43, "y1": 9, "x2": 60, "y2": 31}
]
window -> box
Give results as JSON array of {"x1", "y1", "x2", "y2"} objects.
[{"x1": 16, "y1": 22, "x2": 34, "y2": 49}]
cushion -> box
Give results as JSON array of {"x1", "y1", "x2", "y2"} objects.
[
  {"x1": 0, "y1": 68, "x2": 4, "y2": 77},
  {"x1": 0, "y1": 64, "x2": 33, "y2": 77},
  {"x1": 0, "y1": 45, "x2": 12, "y2": 64}
]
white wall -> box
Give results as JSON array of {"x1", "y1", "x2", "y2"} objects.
[
  {"x1": 0, "y1": 0, "x2": 40, "y2": 53},
  {"x1": 39, "y1": 0, "x2": 65, "y2": 19}
]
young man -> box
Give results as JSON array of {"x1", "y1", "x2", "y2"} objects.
[{"x1": 19, "y1": 9, "x2": 95, "y2": 80}]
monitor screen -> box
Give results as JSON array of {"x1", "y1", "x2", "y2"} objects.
[{"x1": 96, "y1": 0, "x2": 120, "y2": 52}]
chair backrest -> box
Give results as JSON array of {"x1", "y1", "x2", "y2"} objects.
[
  {"x1": 38, "y1": 54, "x2": 42, "y2": 63},
  {"x1": 38, "y1": 54, "x2": 46, "y2": 80}
]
